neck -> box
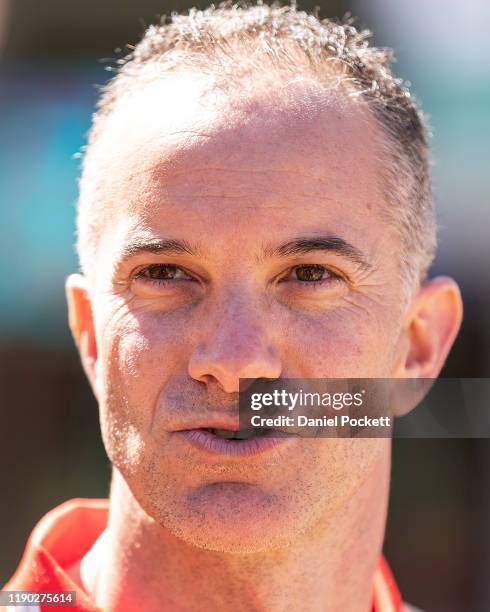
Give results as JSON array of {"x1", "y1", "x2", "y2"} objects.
[{"x1": 77, "y1": 455, "x2": 390, "y2": 612}]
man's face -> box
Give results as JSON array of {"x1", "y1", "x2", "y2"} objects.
[{"x1": 81, "y1": 75, "x2": 407, "y2": 552}]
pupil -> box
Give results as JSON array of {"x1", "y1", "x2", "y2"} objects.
[
  {"x1": 295, "y1": 265, "x2": 325, "y2": 281},
  {"x1": 148, "y1": 264, "x2": 176, "y2": 279}
]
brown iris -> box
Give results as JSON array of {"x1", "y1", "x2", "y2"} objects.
[
  {"x1": 294, "y1": 265, "x2": 328, "y2": 282},
  {"x1": 142, "y1": 264, "x2": 179, "y2": 280}
]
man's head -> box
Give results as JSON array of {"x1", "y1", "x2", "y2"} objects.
[{"x1": 66, "y1": 3, "x2": 462, "y2": 553}]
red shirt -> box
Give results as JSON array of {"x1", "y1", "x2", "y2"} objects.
[{"x1": 3, "y1": 498, "x2": 405, "y2": 612}]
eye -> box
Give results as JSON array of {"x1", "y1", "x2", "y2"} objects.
[
  {"x1": 280, "y1": 264, "x2": 341, "y2": 284},
  {"x1": 134, "y1": 264, "x2": 193, "y2": 283},
  {"x1": 293, "y1": 264, "x2": 332, "y2": 282}
]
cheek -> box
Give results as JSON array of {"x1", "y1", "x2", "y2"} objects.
[
  {"x1": 280, "y1": 306, "x2": 399, "y2": 377},
  {"x1": 95, "y1": 306, "x2": 189, "y2": 472},
  {"x1": 99, "y1": 306, "x2": 188, "y2": 397}
]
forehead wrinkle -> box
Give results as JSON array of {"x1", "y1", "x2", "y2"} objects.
[
  {"x1": 89, "y1": 74, "x2": 384, "y2": 201},
  {"x1": 142, "y1": 163, "x2": 323, "y2": 208},
  {"x1": 103, "y1": 85, "x2": 369, "y2": 180}
]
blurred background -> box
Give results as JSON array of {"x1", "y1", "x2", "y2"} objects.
[{"x1": 0, "y1": 1, "x2": 489, "y2": 610}]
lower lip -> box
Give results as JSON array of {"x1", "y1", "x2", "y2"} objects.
[{"x1": 176, "y1": 429, "x2": 295, "y2": 457}]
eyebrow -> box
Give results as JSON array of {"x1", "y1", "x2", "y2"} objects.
[
  {"x1": 262, "y1": 236, "x2": 372, "y2": 270},
  {"x1": 119, "y1": 238, "x2": 200, "y2": 260},
  {"x1": 118, "y1": 235, "x2": 371, "y2": 270}
]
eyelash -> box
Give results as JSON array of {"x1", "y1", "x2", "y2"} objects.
[
  {"x1": 278, "y1": 264, "x2": 343, "y2": 286},
  {"x1": 133, "y1": 264, "x2": 194, "y2": 285},
  {"x1": 131, "y1": 263, "x2": 344, "y2": 288}
]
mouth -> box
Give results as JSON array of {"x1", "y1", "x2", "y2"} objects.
[
  {"x1": 176, "y1": 427, "x2": 296, "y2": 457},
  {"x1": 201, "y1": 427, "x2": 267, "y2": 439}
]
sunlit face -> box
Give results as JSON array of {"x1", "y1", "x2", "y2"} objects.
[{"x1": 82, "y1": 74, "x2": 407, "y2": 552}]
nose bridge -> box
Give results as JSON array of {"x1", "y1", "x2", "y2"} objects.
[
  {"x1": 188, "y1": 286, "x2": 282, "y2": 391},
  {"x1": 218, "y1": 287, "x2": 264, "y2": 345}
]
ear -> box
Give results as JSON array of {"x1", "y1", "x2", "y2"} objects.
[
  {"x1": 391, "y1": 276, "x2": 463, "y2": 414},
  {"x1": 65, "y1": 273, "x2": 100, "y2": 400}
]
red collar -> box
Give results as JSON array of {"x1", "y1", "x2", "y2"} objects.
[{"x1": 4, "y1": 498, "x2": 404, "y2": 612}]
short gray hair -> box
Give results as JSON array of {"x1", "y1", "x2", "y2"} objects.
[{"x1": 77, "y1": 1, "x2": 436, "y2": 291}]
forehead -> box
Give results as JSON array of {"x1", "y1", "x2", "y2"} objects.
[{"x1": 83, "y1": 73, "x2": 387, "y2": 256}]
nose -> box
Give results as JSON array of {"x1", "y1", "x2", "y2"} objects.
[{"x1": 188, "y1": 292, "x2": 282, "y2": 393}]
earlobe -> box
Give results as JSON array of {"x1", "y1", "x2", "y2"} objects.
[
  {"x1": 397, "y1": 276, "x2": 463, "y2": 380},
  {"x1": 65, "y1": 274, "x2": 99, "y2": 400}
]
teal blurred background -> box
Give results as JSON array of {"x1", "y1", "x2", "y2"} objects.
[{"x1": 0, "y1": 1, "x2": 489, "y2": 610}]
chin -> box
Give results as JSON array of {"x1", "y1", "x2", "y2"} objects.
[{"x1": 155, "y1": 482, "x2": 301, "y2": 553}]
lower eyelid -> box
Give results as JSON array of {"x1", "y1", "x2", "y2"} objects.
[
  {"x1": 294, "y1": 278, "x2": 342, "y2": 287},
  {"x1": 134, "y1": 277, "x2": 190, "y2": 285}
]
